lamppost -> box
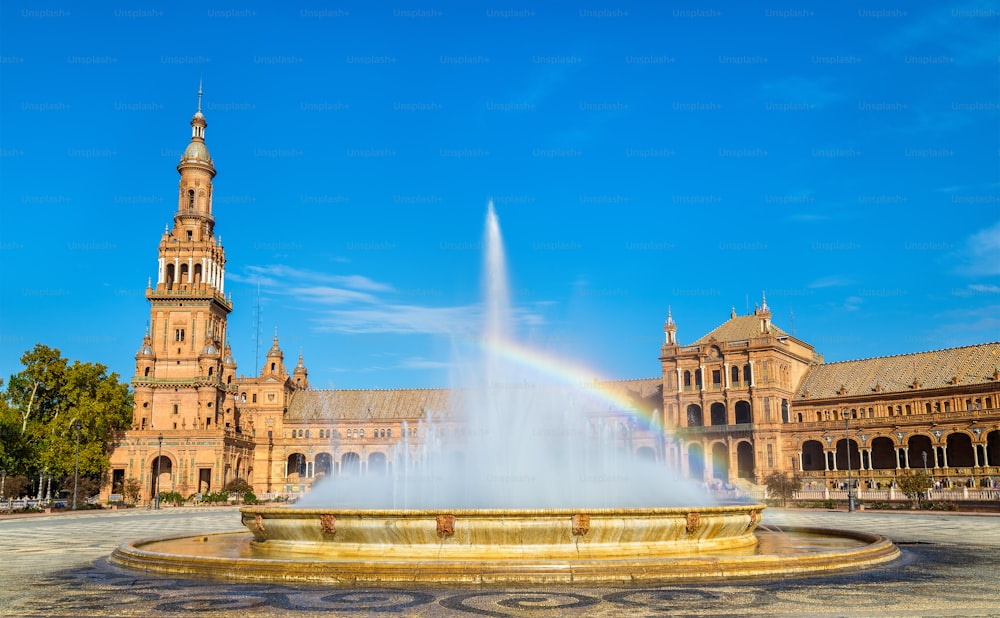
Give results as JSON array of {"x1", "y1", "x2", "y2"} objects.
[
  {"x1": 72, "y1": 421, "x2": 81, "y2": 510},
  {"x1": 845, "y1": 410, "x2": 855, "y2": 512},
  {"x1": 155, "y1": 434, "x2": 163, "y2": 510}
]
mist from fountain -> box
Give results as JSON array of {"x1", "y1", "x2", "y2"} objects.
[{"x1": 296, "y1": 202, "x2": 709, "y2": 509}]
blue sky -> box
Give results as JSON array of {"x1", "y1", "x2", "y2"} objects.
[{"x1": 1, "y1": 1, "x2": 998, "y2": 389}]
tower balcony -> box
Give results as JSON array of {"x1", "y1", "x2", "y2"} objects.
[
  {"x1": 174, "y1": 209, "x2": 215, "y2": 224},
  {"x1": 147, "y1": 285, "x2": 232, "y2": 309},
  {"x1": 676, "y1": 423, "x2": 756, "y2": 437},
  {"x1": 131, "y1": 376, "x2": 237, "y2": 392}
]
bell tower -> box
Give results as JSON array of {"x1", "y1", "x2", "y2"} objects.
[{"x1": 131, "y1": 85, "x2": 238, "y2": 435}]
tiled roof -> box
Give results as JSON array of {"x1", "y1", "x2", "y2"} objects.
[
  {"x1": 694, "y1": 314, "x2": 789, "y2": 345},
  {"x1": 796, "y1": 342, "x2": 1000, "y2": 400},
  {"x1": 595, "y1": 377, "x2": 663, "y2": 413},
  {"x1": 285, "y1": 377, "x2": 664, "y2": 422},
  {"x1": 287, "y1": 388, "x2": 454, "y2": 422}
]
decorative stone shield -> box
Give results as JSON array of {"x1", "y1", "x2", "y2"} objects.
[
  {"x1": 686, "y1": 511, "x2": 701, "y2": 534},
  {"x1": 436, "y1": 514, "x2": 456, "y2": 538},
  {"x1": 571, "y1": 513, "x2": 590, "y2": 536},
  {"x1": 319, "y1": 514, "x2": 336, "y2": 535}
]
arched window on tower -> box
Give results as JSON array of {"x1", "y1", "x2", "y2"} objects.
[{"x1": 188, "y1": 189, "x2": 195, "y2": 209}]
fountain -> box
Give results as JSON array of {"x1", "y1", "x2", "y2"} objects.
[{"x1": 110, "y1": 203, "x2": 899, "y2": 585}]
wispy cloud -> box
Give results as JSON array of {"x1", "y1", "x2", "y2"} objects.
[
  {"x1": 957, "y1": 220, "x2": 1000, "y2": 276},
  {"x1": 808, "y1": 275, "x2": 853, "y2": 289},
  {"x1": 758, "y1": 76, "x2": 844, "y2": 109},
  {"x1": 880, "y1": 1, "x2": 1000, "y2": 65},
  {"x1": 232, "y1": 264, "x2": 547, "y2": 337},
  {"x1": 843, "y1": 296, "x2": 863, "y2": 311}
]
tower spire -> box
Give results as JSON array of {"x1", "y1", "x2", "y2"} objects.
[{"x1": 197, "y1": 79, "x2": 203, "y2": 113}]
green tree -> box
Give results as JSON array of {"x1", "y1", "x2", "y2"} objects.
[
  {"x1": 122, "y1": 478, "x2": 142, "y2": 506},
  {"x1": 763, "y1": 472, "x2": 802, "y2": 506},
  {"x1": 897, "y1": 472, "x2": 933, "y2": 510},
  {"x1": 225, "y1": 478, "x2": 252, "y2": 504},
  {"x1": 2, "y1": 345, "x2": 132, "y2": 485}
]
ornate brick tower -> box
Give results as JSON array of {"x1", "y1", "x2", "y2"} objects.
[{"x1": 105, "y1": 89, "x2": 254, "y2": 503}]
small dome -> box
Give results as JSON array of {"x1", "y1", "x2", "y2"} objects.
[
  {"x1": 182, "y1": 140, "x2": 211, "y2": 163},
  {"x1": 138, "y1": 344, "x2": 154, "y2": 356},
  {"x1": 201, "y1": 343, "x2": 217, "y2": 355}
]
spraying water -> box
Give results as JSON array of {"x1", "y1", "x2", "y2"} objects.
[{"x1": 297, "y1": 202, "x2": 709, "y2": 509}]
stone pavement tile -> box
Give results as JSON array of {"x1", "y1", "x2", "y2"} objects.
[{"x1": 2, "y1": 508, "x2": 1000, "y2": 617}]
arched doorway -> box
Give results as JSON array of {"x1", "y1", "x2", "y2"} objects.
[
  {"x1": 686, "y1": 404, "x2": 703, "y2": 427},
  {"x1": 801, "y1": 440, "x2": 825, "y2": 472},
  {"x1": 341, "y1": 452, "x2": 361, "y2": 476},
  {"x1": 946, "y1": 433, "x2": 975, "y2": 468},
  {"x1": 835, "y1": 438, "x2": 860, "y2": 471},
  {"x1": 711, "y1": 442, "x2": 729, "y2": 481},
  {"x1": 368, "y1": 452, "x2": 388, "y2": 476},
  {"x1": 314, "y1": 453, "x2": 333, "y2": 477},
  {"x1": 150, "y1": 455, "x2": 172, "y2": 498},
  {"x1": 907, "y1": 435, "x2": 933, "y2": 470},
  {"x1": 286, "y1": 453, "x2": 306, "y2": 478},
  {"x1": 870, "y1": 437, "x2": 897, "y2": 469},
  {"x1": 734, "y1": 400, "x2": 752, "y2": 424},
  {"x1": 988, "y1": 430, "x2": 1000, "y2": 466},
  {"x1": 736, "y1": 441, "x2": 754, "y2": 479},
  {"x1": 710, "y1": 403, "x2": 727, "y2": 426},
  {"x1": 686, "y1": 443, "x2": 705, "y2": 480}
]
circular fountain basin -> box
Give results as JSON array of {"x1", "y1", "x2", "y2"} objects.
[{"x1": 108, "y1": 504, "x2": 900, "y2": 585}]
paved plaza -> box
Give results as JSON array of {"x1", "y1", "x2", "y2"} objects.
[{"x1": 1, "y1": 506, "x2": 999, "y2": 616}]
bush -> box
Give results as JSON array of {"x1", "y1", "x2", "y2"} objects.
[
  {"x1": 242, "y1": 491, "x2": 259, "y2": 505},
  {"x1": 897, "y1": 472, "x2": 933, "y2": 510},
  {"x1": 157, "y1": 491, "x2": 184, "y2": 506},
  {"x1": 763, "y1": 472, "x2": 802, "y2": 507},
  {"x1": 201, "y1": 491, "x2": 230, "y2": 504},
  {"x1": 927, "y1": 501, "x2": 958, "y2": 511}
]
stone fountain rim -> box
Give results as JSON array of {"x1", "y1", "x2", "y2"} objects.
[
  {"x1": 109, "y1": 524, "x2": 900, "y2": 585},
  {"x1": 240, "y1": 503, "x2": 765, "y2": 516}
]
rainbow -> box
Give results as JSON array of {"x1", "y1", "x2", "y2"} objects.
[{"x1": 467, "y1": 336, "x2": 677, "y2": 439}]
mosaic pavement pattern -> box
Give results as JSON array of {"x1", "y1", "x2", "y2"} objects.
[{"x1": 1, "y1": 507, "x2": 999, "y2": 617}]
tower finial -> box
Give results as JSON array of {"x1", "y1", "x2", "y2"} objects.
[{"x1": 197, "y1": 79, "x2": 203, "y2": 113}]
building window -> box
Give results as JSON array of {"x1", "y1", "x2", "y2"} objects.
[
  {"x1": 174, "y1": 328, "x2": 185, "y2": 342},
  {"x1": 188, "y1": 189, "x2": 195, "y2": 208},
  {"x1": 711, "y1": 370, "x2": 721, "y2": 387},
  {"x1": 387, "y1": 428, "x2": 392, "y2": 438},
  {"x1": 172, "y1": 404, "x2": 179, "y2": 415},
  {"x1": 766, "y1": 444, "x2": 774, "y2": 468},
  {"x1": 252, "y1": 394, "x2": 257, "y2": 403}
]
